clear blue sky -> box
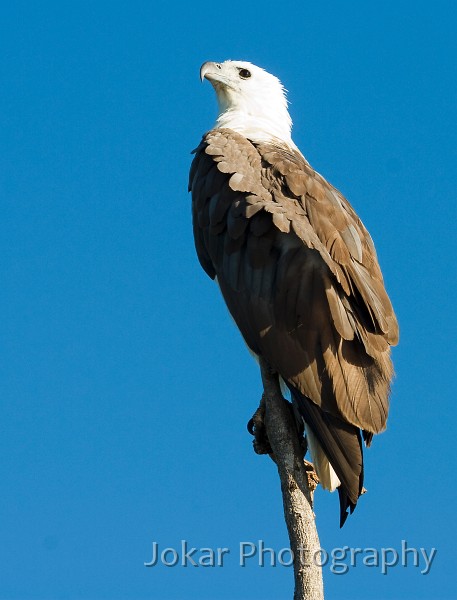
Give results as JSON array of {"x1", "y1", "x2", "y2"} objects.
[{"x1": 0, "y1": 1, "x2": 455, "y2": 599}]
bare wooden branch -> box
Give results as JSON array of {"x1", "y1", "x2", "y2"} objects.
[{"x1": 259, "y1": 358, "x2": 324, "y2": 600}]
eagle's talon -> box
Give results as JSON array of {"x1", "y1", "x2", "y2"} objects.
[{"x1": 248, "y1": 399, "x2": 273, "y2": 455}]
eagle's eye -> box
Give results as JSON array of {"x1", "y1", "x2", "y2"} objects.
[{"x1": 238, "y1": 68, "x2": 251, "y2": 79}]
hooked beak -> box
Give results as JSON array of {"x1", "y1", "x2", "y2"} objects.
[{"x1": 200, "y1": 61, "x2": 223, "y2": 83}]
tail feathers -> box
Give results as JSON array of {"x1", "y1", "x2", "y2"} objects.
[
  {"x1": 290, "y1": 387, "x2": 364, "y2": 527},
  {"x1": 304, "y1": 424, "x2": 340, "y2": 491}
]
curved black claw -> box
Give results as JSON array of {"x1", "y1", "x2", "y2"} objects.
[{"x1": 247, "y1": 399, "x2": 272, "y2": 455}]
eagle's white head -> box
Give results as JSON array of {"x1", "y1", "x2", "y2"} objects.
[{"x1": 200, "y1": 60, "x2": 295, "y2": 148}]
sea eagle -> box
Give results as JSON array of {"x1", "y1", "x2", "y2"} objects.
[{"x1": 189, "y1": 60, "x2": 398, "y2": 526}]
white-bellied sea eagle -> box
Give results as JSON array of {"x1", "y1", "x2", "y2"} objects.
[{"x1": 189, "y1": 60, "x2": 399, "y2": 526}]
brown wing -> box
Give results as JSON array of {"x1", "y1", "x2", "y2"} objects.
[{"x1": 189, "y1": 128, "x2": 398, "y2": 435}]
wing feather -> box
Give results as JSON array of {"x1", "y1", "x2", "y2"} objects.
[
  {"x1": 190, "y1": 129, "x2": 399, "y2": 497},
  {"x1": 190, "y1": 129, "x2": 398, "y2": 433}
]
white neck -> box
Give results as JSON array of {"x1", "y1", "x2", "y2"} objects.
[
  {"x1": 216, "y1": 109, "x2": 296, "y2": 148},
  {"x1": 212, "y1": 84, "x2": 297, "y2": 149}
]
